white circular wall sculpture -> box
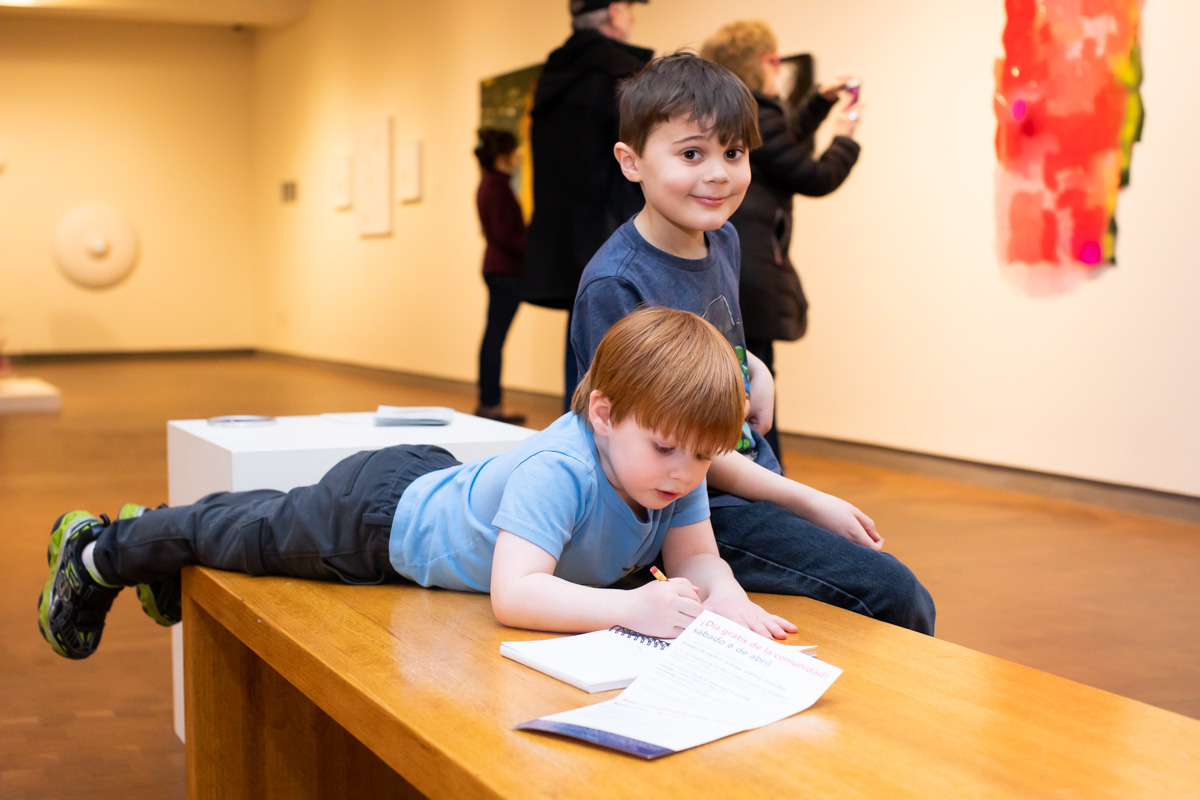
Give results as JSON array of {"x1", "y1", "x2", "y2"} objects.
[{"x1": 54, "y1": 204, "x2": 140, "y2": 289}]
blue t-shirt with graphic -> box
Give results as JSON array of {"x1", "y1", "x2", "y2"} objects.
[
  {"x1": 389, "y1": 412, "x2": 710, "y2": 592},
  {"x1": 570, "y1": 218, "x2": 783, "y2": 506}
]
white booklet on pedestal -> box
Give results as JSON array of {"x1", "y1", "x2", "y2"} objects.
[
  {"x1": 373, "y1": 405, "x2": 454, "y2": 425},
  {"x1": 322, "y1": 406, "x2": 456, "y2": 427}
]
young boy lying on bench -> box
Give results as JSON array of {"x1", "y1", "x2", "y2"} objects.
[{"x1": 38, "y1": 307, "x2": 796, "y2": 660}]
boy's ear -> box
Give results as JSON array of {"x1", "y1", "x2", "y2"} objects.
[
  {"x1": 613, "y1": 142, "x2": 642, "y2": 184},
  {"x1": 588, "y1": 390, "x2": 615, "y2": 435}
]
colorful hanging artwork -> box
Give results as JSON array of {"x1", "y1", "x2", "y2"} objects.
[{"x1": 994, "y1": 0, "x2": 1144, "y2": 294}]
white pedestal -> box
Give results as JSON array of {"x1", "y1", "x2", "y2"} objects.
[
  {"x1": 166, "y1": 411, "x2": 535, "y2": 740},
  {"x1": 0, "y1": 376, "x2": 61, "y2": 413}
]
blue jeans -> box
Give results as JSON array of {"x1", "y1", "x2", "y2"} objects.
[
  {"x1": 92, "y1": 446, "x2": 460, "y2": 587},
  {"x1": 710, "y1": 501, "x2": 936, "y2": 635}
]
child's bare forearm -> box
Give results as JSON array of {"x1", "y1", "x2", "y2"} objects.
[
  {"x1": 490, "y1": 573, "x2": 632, "y2": 633},
  {"x1": 707, "y1": 450, "x2": 817, "y2": 509},
  {"x1": 492, "y1": 571, "x2": 707, "y2": 639},
  {"x1": 744, "y1": 351, "x2": 776, "y2": 434},
  {"x1": 667, "y1": 551, "x2": 741, "y2": 602},
  {"x1": 745, "y1": 350, "x2": 775, "y2": 396},
  {"x1": 706, "y1": 452, "x2": 884, "y2": 549}
]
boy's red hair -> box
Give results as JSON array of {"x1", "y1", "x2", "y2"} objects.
[{"x1": 571, "y1": 306, "x2": 745, "y2": 456}]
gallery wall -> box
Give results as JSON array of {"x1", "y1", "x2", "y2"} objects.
[
  {"x1": 250, "y1": 0, "x2": 1199, "y2": 497},
  {"x1": 0, "y1": 16, "x2": 257, "y2": 353},
  {"x1": 3, "y1": 1, "x2": 1195, "y2": 498},
  {"x1": 646, "y1": 0, "x2": 1200, "y2": 499},
  {"x1": 249, "y1": 0, "x2": 571, "y2": 395}
]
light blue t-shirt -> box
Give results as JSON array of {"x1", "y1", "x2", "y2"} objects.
[{"x1": 388, "y1": 412, "x2": 710, "y2": 592}]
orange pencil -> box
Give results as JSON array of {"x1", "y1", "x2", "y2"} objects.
[{"x1": 650, "y1": 566, "x2": 669, "y2": 582}]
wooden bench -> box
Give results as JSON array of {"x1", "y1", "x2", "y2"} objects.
[{"x1": 183, "y1": 567, "x2": 1200, "y2": 799}]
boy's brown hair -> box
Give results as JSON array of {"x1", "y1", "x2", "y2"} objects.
[
  {"x1": 571, "y1": 306, "x2": 746, "y2": 456},
  {"x1": 617, "y1": 51, "x2": 761, "y2": 156}
]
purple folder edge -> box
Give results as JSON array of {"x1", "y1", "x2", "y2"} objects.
[{"x1": 515, "y1": 719, "x2": 674, "y2": 759}]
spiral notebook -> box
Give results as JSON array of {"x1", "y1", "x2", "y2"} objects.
[{"x1": 500, "y1": 626, "x2": 672, "y2": 693}]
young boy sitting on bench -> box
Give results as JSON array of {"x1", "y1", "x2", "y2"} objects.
[
  {"x1": 570, "y1": 53, "x2": 935, "y2": 633},
  {"x1": 38, "y1": 307, "x2": 797, "y2": 660}
]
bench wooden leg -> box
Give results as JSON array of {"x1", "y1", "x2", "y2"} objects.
[{"x1": 183, "y1": 594, "x2": 426, "y2": 799}]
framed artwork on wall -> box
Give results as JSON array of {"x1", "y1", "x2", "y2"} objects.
[
  {"x1": 994, "y1": 0, "x2": 1144, "y2": 294},
  {"x1": 354, "y1": 113, "x2": 393, "y2": 237},
  {"x1": 479, "y1": 63, "x2": 542, "y2": 221},
  {"x1": 395, "y1": 140, "x2": 422, "y2": 204}
]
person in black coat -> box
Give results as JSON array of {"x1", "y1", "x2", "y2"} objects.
[
  {"x1": 702, "y1": 20, "x2": 861, "y2": 460},
  {"x1": 524, "y1": 0, "x2": 653, "y2": 404}
]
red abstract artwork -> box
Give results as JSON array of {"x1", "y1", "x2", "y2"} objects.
[{"x1": 994, "y1": 0, "x2": 1144, "y2": 294}]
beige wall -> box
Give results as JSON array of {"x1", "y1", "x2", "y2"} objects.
[
  {"x1": 250, "y1": 0, "x2": 1200, "y2": 497},
  {"x1": 0, "y1": 15, "x2": 257, "y2": 353},
  {"x1": 250, "y1": 0, "x2": 569, "y2": 394},
  {"x1": 640, "y1": 0, "x2": 1200, "y2": 498},
  {"x1": 4, "y1": 1, "x2": 1196, "y2": 497}
]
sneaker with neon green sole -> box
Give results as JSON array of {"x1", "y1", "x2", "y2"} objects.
[
  {"x1": 118, "y1": 503, "x2": 182, "y2": 626},
  {"x1": 38, "y1": 511, "x2": 122, "y2": 659}
]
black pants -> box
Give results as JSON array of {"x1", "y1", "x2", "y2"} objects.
[
  {"x1": 478, "y1": 274, "x2": 523, "y2": 407},
  {"x1": 91, "y1": 446, "x2": 460, "y2": 587},
  {"x1": 744, "y1": 337, "x2": 782, "y2": 463}
]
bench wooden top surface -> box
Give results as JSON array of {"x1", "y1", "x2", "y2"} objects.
[{"x1": 184, "y1": 566, "x2": 1200, "y2": 799}]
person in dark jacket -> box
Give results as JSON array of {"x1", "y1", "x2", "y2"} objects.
[
  {"x1": 702, "y1": 20, "x2": 861, "y2": 460},
  {"x1": 524, "y1": 0, "x2": 653, "y2": 404},
  {"x1": 474, "y1": 129, "x2": 527, "y2": 425}
]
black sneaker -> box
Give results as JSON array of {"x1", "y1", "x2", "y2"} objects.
[
  {"x1": 118, "y1": 503, "x2": 182, "y2": 627},
  {"x1": 38, "y1": 511, "x2": 122, "y2": 659}
]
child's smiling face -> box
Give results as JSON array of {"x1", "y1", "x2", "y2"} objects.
[{"x1": 617, "y1": 115, "x2": 751, "y2": 256}]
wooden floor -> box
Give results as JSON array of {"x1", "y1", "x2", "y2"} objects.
[{"x1": 2, "y1": 354, "x2": 1198, "y2": 799}]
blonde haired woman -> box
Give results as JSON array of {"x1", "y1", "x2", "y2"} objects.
[{"x1": 701, "y1": 20, "x2": 861, "y2": 459}]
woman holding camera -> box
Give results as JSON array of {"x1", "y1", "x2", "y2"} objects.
[{"x1": 701, "y1": 20, "x2": 862, "y2": 459}]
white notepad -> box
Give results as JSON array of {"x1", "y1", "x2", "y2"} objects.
[
  {"x1": 501, "y1": 626, "x2": 672, "y2": 693},
  {"x1": 502, "y1": 625, "x2": 816, "y2": 693}
]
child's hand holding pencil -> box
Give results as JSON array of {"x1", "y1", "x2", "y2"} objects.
[{"x1": 622, "y1": 566, "x2": 703, "y2": 638}]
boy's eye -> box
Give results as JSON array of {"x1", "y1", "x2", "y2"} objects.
[
  {"x1": 725, "y1": 148, "x2": 744, "y2": 160},
  {"x1": 681, "y1": 149, "x2": 701, "y2": 161},
  {"x1": 695, "y1": 452, "x2": 713, "y2": 463},
  {"x1": 653, "y1": 443, "x2": 675, "y2": 454}
]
